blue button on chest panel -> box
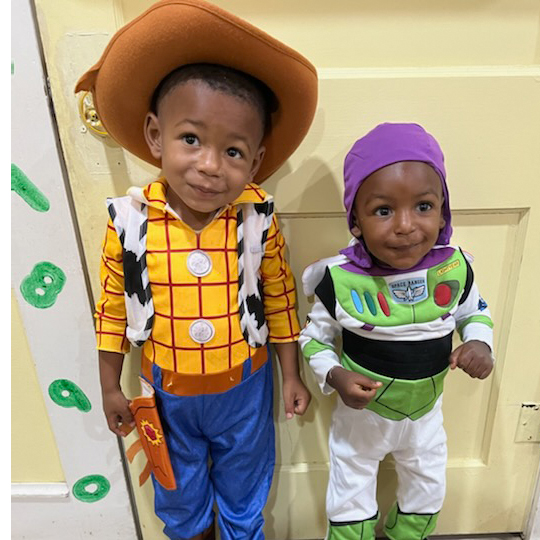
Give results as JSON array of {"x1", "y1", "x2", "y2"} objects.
[
  {"x1": 351, "y1": 289, "x2": 364, "y2": 314},
  {"x1": 351, "y1": 289, "x2": 378, "y2": 316}
]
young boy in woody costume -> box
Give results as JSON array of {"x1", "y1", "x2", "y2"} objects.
[{"x1": 75, "y1": 1, "x2": 316, "y2": 538}]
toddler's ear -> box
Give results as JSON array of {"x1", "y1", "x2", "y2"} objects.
[
  {"x1": 439, "y1": 203, "x2": 446, "y2": 230},
  {"x1": 351, "y1": 225, "x2": 362, "y2": 238},
  {"x1": 350, "y1": 216, "x2": 362, "y2": 238},
  {"x1": 439, "y1": 215, "x2": 446, "y2": 230},
  {"x1": 144, "y1": 112, "x2": 163, "y2": 160},
  {"x1": 247, "y1": 145, "x2": 266, "y2": 182}
]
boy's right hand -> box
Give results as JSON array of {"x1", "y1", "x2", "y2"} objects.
[
  {"x1": 102, "y1": 388, "x2": 135, "y2": 437},
  {"x1": 326, "y1": 366, "x2": 382, "y2": 410}
]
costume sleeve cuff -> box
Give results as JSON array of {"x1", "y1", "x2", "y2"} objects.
[
  {"x1": 95, "y1": 318, "x2": 130, "y2": 354},
  {"x1": 462, "y1": 323, "x2": 494, "y2": 358},
  {"x1": 307, "y1": 353, "x2": 341, "y2": 395}
]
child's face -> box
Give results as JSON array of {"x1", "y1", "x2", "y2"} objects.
[
  {"x1": 144, "y1": 80, "x2": 266, "y2": 229},
  {"x1": 350, "y1": 161, "x2": 446, "y2": 270}
]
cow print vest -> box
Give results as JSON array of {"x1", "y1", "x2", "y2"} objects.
[{"x1": 107, "y1": 194, "x2": 274, "y2": 349}]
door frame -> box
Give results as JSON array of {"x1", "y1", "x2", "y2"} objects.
[{"x1": 526, "y1": 467, "x2": 540, "y2": 540}]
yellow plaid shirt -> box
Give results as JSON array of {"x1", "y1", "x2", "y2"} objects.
[{"x1": 95, "y1": 179, "x2": 300, "y2": 374}]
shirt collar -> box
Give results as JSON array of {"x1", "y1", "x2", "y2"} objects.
[
  {"x1": 128, "y1": 178, "x2": 271, "y2": 212},
  {"x1": 229, "y1": 183, "x2": 271, "y2": 205}
]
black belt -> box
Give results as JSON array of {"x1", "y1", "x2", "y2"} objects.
[{"x1": 342, "y1": 329, "x2": 452, "y2": 380}]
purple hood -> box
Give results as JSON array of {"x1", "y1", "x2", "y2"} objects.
[{"x1": 340, "y1": 122, "x2": 453, "y2": 269}]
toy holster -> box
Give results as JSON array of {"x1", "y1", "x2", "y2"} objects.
[{"x1": 124, "y1": 377, "x2": 177, "y2": 491}]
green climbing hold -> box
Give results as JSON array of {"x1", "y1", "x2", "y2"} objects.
[
  {"x1": 20, "y1": 261, "x2": 66, "y2": 308},
  {"x1": 48, "y1": 379, "x2": 91, "y2": 412},
  {"x1": 72, "y1": 475, "x2": 110, "y2": 503},
  {"x1": 11, "y1": 163, "x2": 50, "y2": 212}
]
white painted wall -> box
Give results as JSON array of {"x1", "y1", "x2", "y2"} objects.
[{"x1": 11, "y1": 1, "x2": 138, "y2": 537}]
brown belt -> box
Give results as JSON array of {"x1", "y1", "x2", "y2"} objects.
[{"x1": 141, "y1": 346, "x2": 268, "y2": 396}]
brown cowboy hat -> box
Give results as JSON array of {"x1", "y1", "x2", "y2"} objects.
[{"x1": 75, "y1": 0, "x2": 318, "y2": 183}]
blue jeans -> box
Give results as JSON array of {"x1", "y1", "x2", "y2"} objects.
[{"x1": 150, "y1": 354, "x2": 275, "y2": 540}]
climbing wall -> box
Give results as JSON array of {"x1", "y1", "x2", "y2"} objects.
[{"x1": 11, "y1": 1, "x2": 138, "y2": 538}]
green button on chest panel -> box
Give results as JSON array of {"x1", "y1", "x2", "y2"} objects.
[{"x1": 331, "y1": 252, "x2": 467, "y2": 327}]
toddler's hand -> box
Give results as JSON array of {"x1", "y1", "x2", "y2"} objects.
[
  {"x1": 282, "y1": 377, "x2": 312, "y2": 419},
  {"x1": 327, "y1": 367, "x2": 382, "y2": 410},
  {"x1": 102, "y1": 388, "x2": 135, "y2": 437},
  {"x1": 449, "y1": 340, "x2": 493, "y2": 379}
]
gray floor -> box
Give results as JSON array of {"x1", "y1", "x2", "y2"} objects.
[
  {"x1": 304, "y1": 536, "x2": 523, "y2": 540},
  {"x1": 432, "y1": 536, "x2": 521, "y2": 540},
  {"x1": 432, "y1": 536, "x2": 522, "y2": 540},
  {"x1": 393, "y1": 536, "x2": 521, "y2": 540}
]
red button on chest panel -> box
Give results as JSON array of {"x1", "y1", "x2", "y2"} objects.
[
  {"x1": 434, "y1": 283, "x2": 452, "y2": 306},
  {"x1": 377, "y1": 292, "x2": 391, "y2": 316}
]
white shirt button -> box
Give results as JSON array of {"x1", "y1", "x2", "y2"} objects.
[
  {"x1": 189, "y1": 319, "x2": 215, "y2": 344},
  {"x1": 187, "y1": 250, "x2": 212, "y2": 277}
]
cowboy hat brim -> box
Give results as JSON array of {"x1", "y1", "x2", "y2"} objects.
[{"x1": 75, "y1": 0, "x2": 318, "y2": 183}]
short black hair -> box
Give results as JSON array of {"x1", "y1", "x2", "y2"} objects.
[{"x1": 150, "y1": 63, "x2": 277, "y2": 136}]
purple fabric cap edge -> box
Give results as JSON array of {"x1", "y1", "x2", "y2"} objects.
[{"x1": 340, "y1": 123, "x2": 453, "y2": 269}]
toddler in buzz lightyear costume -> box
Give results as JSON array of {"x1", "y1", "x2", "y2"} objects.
[
  {"x1": 75, "y1": 1, "x2": 317, "y2": 538},
  {"x1": 299, "y1": 123, "x2": 494, "y2": 540}
]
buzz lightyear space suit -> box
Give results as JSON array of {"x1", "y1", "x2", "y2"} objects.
[{"x1": 299, "y1": 123, "x2": 494, "y2": 540}]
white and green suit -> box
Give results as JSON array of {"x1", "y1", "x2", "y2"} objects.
[{"x1": 299, "y1": 246, "x2": 493, "y2": 540}]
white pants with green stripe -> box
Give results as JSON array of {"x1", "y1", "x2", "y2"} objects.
[{"x1": 327, "y1": 395, "x2": 446, "y2": 539}]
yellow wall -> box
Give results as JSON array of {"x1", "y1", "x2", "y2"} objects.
[
  {"x1": 33, "y1": 0, "x2": 540, "y2": 305},
  {"x1": 11, "y1": 290, "x2": 65, "y2": 483},
  {"x1": 122, "y1": 0, "x2": 540, "y2": 68}
]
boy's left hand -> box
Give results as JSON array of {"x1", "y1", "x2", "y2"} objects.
[
  {"x1": 282, "y1": 377, "x2": 311, "y2": 419},
  {"x1": 449, "y1": 340, "x2": 494, "y2": 379}
]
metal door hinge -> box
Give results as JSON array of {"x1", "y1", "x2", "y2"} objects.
[{"x1": 515, "y1": 402, "x2": 540, "y2": 442}]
